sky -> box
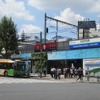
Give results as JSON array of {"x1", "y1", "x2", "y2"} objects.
[{"x1": 0, "y1": 0, "x2": 100, "y2": 40}]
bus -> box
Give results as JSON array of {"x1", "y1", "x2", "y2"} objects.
[{"x1": 0, "y1": 59, "x2": 31, "y2": 77}]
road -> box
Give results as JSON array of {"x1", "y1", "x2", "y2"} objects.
[{"x1": 0, "y1": 77, "x2": 100, "y2": 100}]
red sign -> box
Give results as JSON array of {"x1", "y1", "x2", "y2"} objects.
[
  {"x1": 34, "y1": 42, "x2": 57, "y2": 52},
  {"x1": 34, "y1": 44, "x2": 41, "y2": 52}
]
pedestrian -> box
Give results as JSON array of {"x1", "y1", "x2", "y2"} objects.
[
  {"x1": 86, "y1": 67, "x2": 90, "y2": 81},
  {"x1": 43, "y1": 67, "x2": 47, "y2": 77},
  {"x1": 74, "y1": 68, "x2": 78, "y2": 78},
  {"x1": 57, "y1": 68, "x2": 61, "y2": 79},
  {"x1": 50, "y1": 67, "x2": 55, "y2": 78},
  {"x1": 67, "y1": 67, "x2": 70, "y2": 78},
  {"x1": 63, "y1": 68, "x2": 67, "y2": 78},
  {"x1": 70, "y1": 68, "x2": 74, "y2": 78},
  {"x1": 76, "y1": 67, "x2": 83, "y2": 81},
  {"x1": 54, "y1": 68, "x2": 57, "y2": 79},
  {"x1": 38, "y1": 68, "x2": 42, "y2": 78}
]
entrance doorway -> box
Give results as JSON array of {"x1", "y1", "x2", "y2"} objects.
[{"x1": 47, "y1": 59, "x2": 83, "y2": 74}]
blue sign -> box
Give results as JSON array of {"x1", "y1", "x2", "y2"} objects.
[{"x1": 69, "y1": 42, "x2": 100, "y2": 49}]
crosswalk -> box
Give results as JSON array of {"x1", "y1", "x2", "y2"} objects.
[{"x1": 0, "y1": 77, "x2": 64, "y2": 84}]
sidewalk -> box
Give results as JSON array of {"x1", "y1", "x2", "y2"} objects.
[{"x1": 30, "y1": 74, "x2": 100, "y2": 83}]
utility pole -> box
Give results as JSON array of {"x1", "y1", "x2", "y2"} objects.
[
  {"x1": 40, "y1": 32, "x2": 42, "y2": 78},
  {"x1": 44, "y1": 13, "x2": 47, "y2": 44},
  {"x1": 56, "y1": 21, "x2": 58, "y2": 42}
]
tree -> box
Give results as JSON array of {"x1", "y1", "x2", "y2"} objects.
[
  {"x1": 0, "y1": 37, "x2": 2, "y2": 50},
  {"x1": 20, "y1": 31, "x2": 31, "y2": 42},
  {"x1": 21, "y1": 31, "x2": 26, "y2": 42},
  {"x1": 0, "y1": 16, "x2": 18, "y2": 58},
  {"x1": 32, "y1": 52, "x2": 47, "y2": 73}
]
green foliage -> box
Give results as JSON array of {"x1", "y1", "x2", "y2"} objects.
[
  {"x1": 89, "y1": 68, "x2": 100, "y2": 74},
  {"x1": 0, "y1": 16, "x2": 18, "y2": 58},
  {"x1": 32, "y1": 52, "x2": 47, "y2": 72}
]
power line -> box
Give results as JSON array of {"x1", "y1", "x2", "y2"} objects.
[
  {"x1": 44, "y1": 13, "x2": 78, "y2": 43},
  {"x1": 46, "y1": 15, "x2": 77, "y2": 28}
]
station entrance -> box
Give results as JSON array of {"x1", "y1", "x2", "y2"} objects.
[{"x1": 47, "y1": 59, "x2": 83, "y2": 74}]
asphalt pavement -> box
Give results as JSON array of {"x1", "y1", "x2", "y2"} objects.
[
  {"x1": 0, "y1": 74, "x2": 100, "y2": 100},
  {"x1": 0, "y1": 82, "x2": 100, "y2": 100}
]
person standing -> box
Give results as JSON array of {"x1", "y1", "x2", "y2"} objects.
[
  {"x1": 50, "y1": 67, "x2": 55, "y2": 78},
  {"x1": 74, "y1": 68, "x2": 78, "y2": 78},
  {"x1": 43, "y1": 67, "x2": 47, "y2": 77},
  {"x1": 67, "y1": 67, "x2": 70, "y2": 78},
  {"x1": 63, "y1": 68, "x2": 67, "y2": 79},
  {"x1": 86, "y1": 67, "x2": 90, "y2": 81},
  {"x1": 70, "y1": 68, "x2": 74, "y2": 78},
  {"x1": 57, "y1": 68, "x2": 61, "y2": 79}
]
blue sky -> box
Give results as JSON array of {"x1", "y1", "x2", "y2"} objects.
[{"x1": 0, "y1": 0, "x2": 100, "y2": 40}]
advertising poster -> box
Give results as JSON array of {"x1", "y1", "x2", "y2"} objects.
[{"x1": 83, "y1": 59, "x2": 100, "y2": 76}]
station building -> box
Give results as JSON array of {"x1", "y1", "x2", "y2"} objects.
[
  {"x1": 47, "y1": 20, "x2": 100, "y2": 76},
  {"x1": 18, "y1": 20, "x2": 100, "y2": 76},
  {"x1": 47, "y1": 37, "x2": 100, "y2": 75}
]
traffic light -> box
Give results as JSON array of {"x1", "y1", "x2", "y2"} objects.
[{"x1": 46, "y1": 28, "x2": 48, "y2": 33}]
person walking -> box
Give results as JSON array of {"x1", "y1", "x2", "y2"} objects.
[{"x1": 76, "y1": 67, "x2": 83, "y2": 81}]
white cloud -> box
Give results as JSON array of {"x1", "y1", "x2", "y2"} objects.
[
  {"x1": 89, "y1": 0, "x2": 100, "y2": 12},
  {"x1": 18, "y1": 24, "x2": 42, "y2": 40},
  {"x1": 54, "y1": 8, "x2": 85, "y2": 25},
  {"x1": 28, "y1": 0, "x2": 67, "y2": 10},
  {"x1": 0, "y1": 0, "x2": 34, "y2": 21},
  {"x1": 28, "y1": 0, "x2": 99, "y2": 13}
]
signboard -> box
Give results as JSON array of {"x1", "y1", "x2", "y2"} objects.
[
  {"x1": 11, "y1": 53, "x2": 32, "y2": 59},
  {"x1": 83, "y1": 59, "x2": 100, "y2": 76},
  {"x1": 34, "y1": 44, "x2": 41, "y2": 52},
  {"x1": 78, "y1": 21, "x2": 96, "y2": 29},
  {"x1": 48, "y1": 48, "x2": 100, "y2": 60},
  {"x1": 69, "y1": 38, "x2": 100, "y2": 49},
  {"x1": 34, "y1": 42, "x2": 57, "y2": 52}
]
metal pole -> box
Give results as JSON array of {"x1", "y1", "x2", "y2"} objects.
[
  {"x1": 56, "y1": 21, "x2": 58, "y2": 42},
  {"x1": 83, "y1": 29, "x2": 85, "y2": 39},
  {"x1": 77, "y1": 26, "x2": 79, "y2": 39},
  {"x1": 40, "y1": 32, "x2": 42, "y2": 78},
  {"x1": 44, "y1": 13, "x2": 47, "y2": 44}
]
